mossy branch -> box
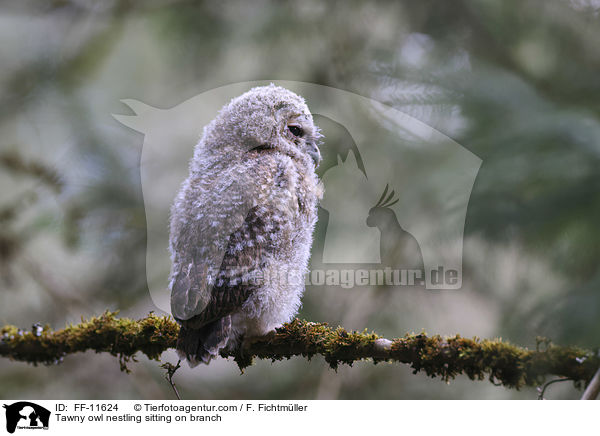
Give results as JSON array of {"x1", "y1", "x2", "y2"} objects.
[{"x1": 0, "y1": 311, "x2": 598, "y2": 390}]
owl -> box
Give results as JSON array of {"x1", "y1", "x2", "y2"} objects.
[{"x1": 168, "y1": 85, "x2": 323, "y2": 366}]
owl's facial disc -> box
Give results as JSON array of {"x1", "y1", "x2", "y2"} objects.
[{"x1": 285, "y1": 118, "x2": 322, "y2": 167}]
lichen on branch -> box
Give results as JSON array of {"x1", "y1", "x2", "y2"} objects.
[{"x1": 0, "y1": 311, "x2": 597, "y2": 389}]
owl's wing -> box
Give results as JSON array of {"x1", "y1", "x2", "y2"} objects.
[
  {"x1": 179, "y1": 205, "x2": 269, "y2": 328},
  {"x1": 169, "y1": 158, "x2": 292, "y2": 324},
  {"x1": 169, "y1": 169, "x2": 255, "y2": 322}
]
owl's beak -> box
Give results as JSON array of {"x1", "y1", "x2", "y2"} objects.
[{"x1": 307, "y1": 142, "x2": 321, "y2": 167}]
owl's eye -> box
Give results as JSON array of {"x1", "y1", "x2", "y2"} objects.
[{"x1": 288, "y1": 125, "x2": 304, "y2": 137}]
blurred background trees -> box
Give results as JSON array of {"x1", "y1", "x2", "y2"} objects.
[{"x1": 1, "y1": 0, "x2": 599, "y2": 399}]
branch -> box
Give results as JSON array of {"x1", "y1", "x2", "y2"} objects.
[{"x1": 0, "y1": 311, "x2": 598, "y2": 390}]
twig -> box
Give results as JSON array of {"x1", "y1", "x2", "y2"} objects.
[
  {"x1": 160, "y1": 360, "x2": 182, "y2": 400},
  {"x1": 537, "y1": 378, "x2": 573, "y2": 400},
  {"x1": 581, "y1": 366, "x2": 600, "y2": 400}
]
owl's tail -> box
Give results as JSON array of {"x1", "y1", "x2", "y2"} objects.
[{"x1": 176, "y1": 316, "x2": 233, "y2": 367}]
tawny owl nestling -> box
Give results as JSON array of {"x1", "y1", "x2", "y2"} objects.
[{"x1": 169, "y1": 85, "x2": 323, "y2": 366}]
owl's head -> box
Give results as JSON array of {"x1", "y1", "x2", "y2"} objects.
[{"x1": 203, "y1": 84, "x2": 322, "y2": 167}]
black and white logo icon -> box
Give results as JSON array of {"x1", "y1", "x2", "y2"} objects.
[{"x1": 3, "y1": 402, "x2": 50, "y2": 434}]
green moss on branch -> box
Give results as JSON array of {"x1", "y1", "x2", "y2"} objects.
[
  {"x1": 0, "y1": 312, "x2": 177, "y2": 371},
  {"x1": 0, "y1": 312, "x2": 597, "y2": 389}
]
